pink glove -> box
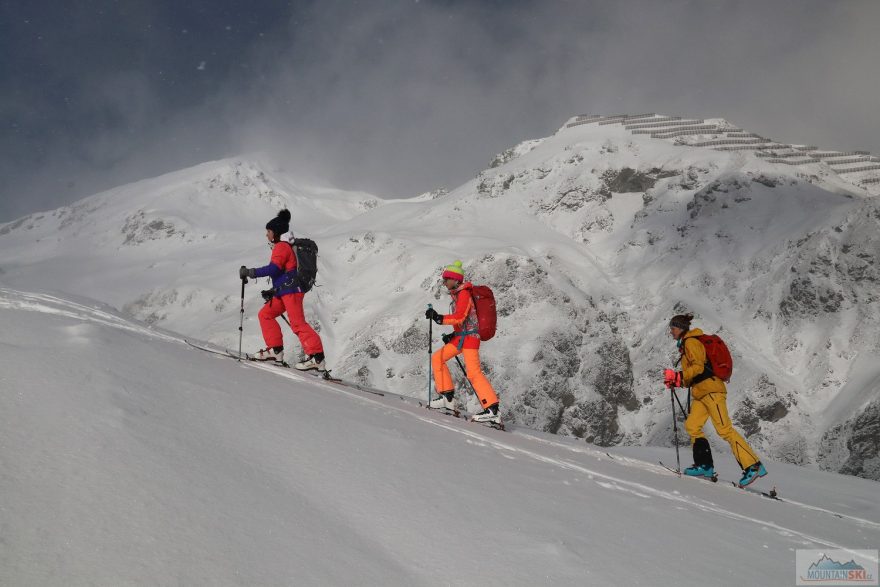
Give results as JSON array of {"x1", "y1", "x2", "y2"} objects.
[{"x1": 664, "y1": 369, "x2": 683, "y2": 389}]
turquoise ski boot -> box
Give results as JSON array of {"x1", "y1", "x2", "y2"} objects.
[
  {"x1": 683, "y1": 464, "x2": 715, "y2": 479},
  {"x1": 738, "y1": 462, "x2": 767, "y2": 488}
]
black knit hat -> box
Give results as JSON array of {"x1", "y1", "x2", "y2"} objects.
[
  {"x1": 669, "y1": 313, "x2": 694, "y2": 330},
  {"x1": 266, "y1": 209, "x2": 291, "y2": 239}
]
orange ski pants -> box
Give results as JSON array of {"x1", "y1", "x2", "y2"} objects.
[
  {"x1": 685, "y1": 392, "x2": 759, "y2": 470},
  {"x1": 258, "y1": 293, "x2": 324, "y2": 355},
  {"x1": 432, "y1": 344, "x2": 499, "y2": 409}
]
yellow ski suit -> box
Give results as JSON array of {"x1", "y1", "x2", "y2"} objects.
[{"x1": 680, "y1": 329, "x2": 760, "y2": 470}]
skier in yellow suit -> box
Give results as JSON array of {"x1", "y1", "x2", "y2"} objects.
[{"x1": 665, "y1": 313, "x2": 767, "y2": 488}]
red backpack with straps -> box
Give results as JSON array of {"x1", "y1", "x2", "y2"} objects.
[
  {"x1": 471, "y1": 285, "x2": 497, "y2": 341},
  {"x1": 682, "y1": 334, "x2": 733, "y2": 383}
]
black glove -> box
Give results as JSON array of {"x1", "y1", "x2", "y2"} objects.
[
  {"x1": 239, "y1": 266, "x2": 255, "y2": 280},
  {"x1": 442, "y1": 333, "x2": 455, "y2": 344},
  {"x1": 261, "y1": 288, "x2": 276, "y2": 302},
  {"x1": 425, "y1": 308, "x2": 443, "y2": 324}
]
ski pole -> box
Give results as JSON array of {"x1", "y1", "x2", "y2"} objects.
[
  {"x1": 673, "y1": 390, "x2": 688, "y2": 419},
  {"x1": 453, "y1": 356, "x2": 476, "y2": 396},
  {"x1": 670, "y1": 387, "x2": 681, "y2": 474},
  {"x1": 673, "y1": 355, "x2": 689, "y2": 415},
  {"x1": 427, "y1": 304, "x2": 433, "y2": 406},
  {"x1": 238, "y1": 275, "x2": 248, "y2": 361}
]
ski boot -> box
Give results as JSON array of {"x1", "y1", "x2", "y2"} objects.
[
  {"x1": 429, "y1": 391, "x2": 458, "y2": 411},
  {"x1": 254, "y1": 347, "x2": 284, "y2": 363},
  {"x1": 295, "y1": 353, "x2": 326, "y2": 372},
  {"x1": 683, "y1": 464, "x2": 716, "y2": 479},
  {"x1": 738, "y1": 462, "x2": 767, "y2": 488},
  {"x1": 471, "y1": 403, "x2": 502, "y2": 425}
]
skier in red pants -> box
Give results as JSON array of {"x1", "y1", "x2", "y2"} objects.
[{"x1": 239, "y1": 209, "x2": 325, "y2": 371}]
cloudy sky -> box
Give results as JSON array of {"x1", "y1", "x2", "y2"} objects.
[{"x1": 1, "y1": 0, "x2": 878, "y2": 221}]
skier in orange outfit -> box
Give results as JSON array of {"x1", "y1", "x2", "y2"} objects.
[{"x1": 424, "y1": 261, "x2": 501, "y2": 424}]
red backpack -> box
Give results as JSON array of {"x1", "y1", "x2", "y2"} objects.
[
  {"x1": 471, "y1": 285, "x2": 497, "y2": 341},
  {"x1": 682, "y1": 333, "x2": 733, "y2": 383}
]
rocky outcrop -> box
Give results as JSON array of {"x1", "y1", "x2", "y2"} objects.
[{"x1": 822, "y1": 400, "x2": 880, "y2": 481}]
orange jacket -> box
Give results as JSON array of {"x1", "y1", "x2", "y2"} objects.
[{"x1": 442, "y1": 282, "x2": 480, "y2": 349}]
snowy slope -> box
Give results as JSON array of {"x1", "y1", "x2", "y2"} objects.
[
  {"x1": 1, "y1": 114, "x2": 879, "y2": 482},
  {"x1": 1, "y1": 287, "x2": 878, "y2": 586}
]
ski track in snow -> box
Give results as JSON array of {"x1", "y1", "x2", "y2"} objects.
[
  {"x1": 216, "y1": 342, "x2": 880, "y2": 562},
  {"x1": 528, "y1": 437, "x2": 880, "y2": 532},
  {"x1": 0, "y1": 288, "x2": 178, "y2": 343}
]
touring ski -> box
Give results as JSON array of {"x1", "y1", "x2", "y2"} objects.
[
  {"x1": 185, "y1": 339, "x2": 384, "y2": 396},
  {"x1": 419, "y1": 403, "x2": 461, "y2": 418},
  {"x1": 419, "y1": 403, "x2": 506, "y2": 430},
  {"x1": 659, "y1": 460, "x2": 781, "y2": 500},
  {"x1": 731, "y1": 481, "x2": 781, "y2": 501}
]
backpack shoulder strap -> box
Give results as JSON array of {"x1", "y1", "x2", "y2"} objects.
[{"x1": 684, "y1": 335, "x2": 715, "y2": 384}]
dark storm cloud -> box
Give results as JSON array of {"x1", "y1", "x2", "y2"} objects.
[{"x1": 2, "y1": 0, "x2": 878, "y2": 221}]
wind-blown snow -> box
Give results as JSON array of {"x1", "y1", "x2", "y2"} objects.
[
  {"x1": 1, "y1": 287, "x2": 878, "y2": 585},
  {"x1": 1, "y1": 114, "x2": 879, "y2": 482}
]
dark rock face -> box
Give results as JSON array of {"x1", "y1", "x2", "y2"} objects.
[
  {"x1": 489, "y1": 148, "x2": 517, "y2": 169},
  {"x1": 476, "y1": 173, "x2": 516, "y2": 198},
  {"x1": 122, "y1": 211, "x2": 181, "y2": 245},
  {"x1": 756, "y1": 400, "x2": 788, "y2": 423},
  {"x1": 356, "y1": 365, "x2": 371, "y2": 384},
  {"x1": 838, "y1": 401, "x2": 880, "y2": 480},
  {"x1": 594, "y1": 339, "x2": 639, "y2": 411},
  {"x1": 602, "y1": 167, "x2": 678, "y2": 193},
  {"x1": 734, "y1": 397, "x2": 761, "y2": 437},
  {"x1": 365, "y1": 340, "x2": 381, "y2": 359},
  {"x1": 779, "y1": 276, "x2": 844, "y2": 320},
  {"x1": 511, "y1": 322, "x2": 637, "y2": 443},
  {"x1": 686, "y1": 178, "x2": 751, "y2": 220},
  {"x1": 390, "y1": 323, "x2": 425, "y2": 355},
  {"x1": 564, "y1": 399, "x2": 622, "y2": 446},
  {"x1": 520, "y1": 329, "x2": 582, "y2": 435},
  {"x1": 777, "y1": 208, "x2": 880, "y2": 325},
  {"x1": 751, "y1": 174, "x2": 779, "y2": 187}
]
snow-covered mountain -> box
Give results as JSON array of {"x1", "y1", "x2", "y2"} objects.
[
  {"x1": 1, "y1": 113, "x2": 878, "y2": 482},
  {"x1": 2, "y1": 286, "x2": 879, "y2": 585}
]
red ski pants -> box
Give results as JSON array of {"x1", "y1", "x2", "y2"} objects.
[
  {"x1": 258, "y1": 294, "x2": 323, "y2": 355},
  {"x1": 432, "y1": 344, "x2": 499, "y2": 409}
]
